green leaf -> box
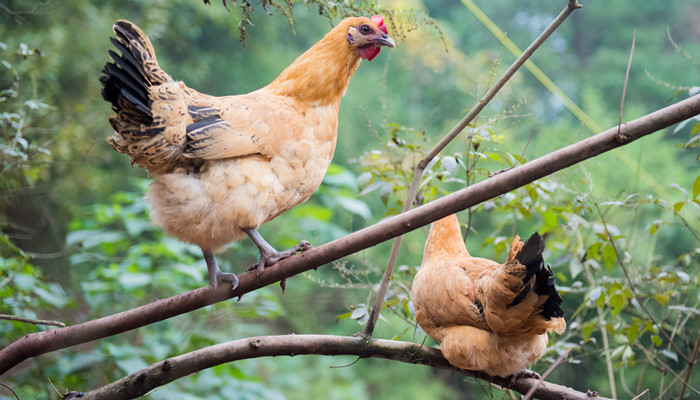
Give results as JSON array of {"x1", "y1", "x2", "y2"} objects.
[
  {"x1": 350, "y1": 307, "x2": 369, "y2": 325},
  {"x1": 653, "y1": 291, "x2": 671, "y2": 306},
  {"x1": 673, "y1": 201, "x2": 684, "y2": 213},
  {"x1": 323, "y1": 163, "x2": 358, "y2": 190},
  {"x1": 569, "y1": 257, "x2": 583, "y2": 278},
  {"x1": 117, "y1": 272, "x2": 152, "y2": 290},
  {"x1": 609, "y1": 292, "x2": 626, "y2": 317},
  {"x1": 651, "y1": 335, "x2": 663, "y2": 347},
  {"x1": 649, "y1": 223, "x2": 658, "y2": 236},
  {"x1": 582, "y1": 322, "x2": 596, "y2": 341},
  {"x1": 692, "y1": 122, "x2": 700, "y2": 136},
  {"x1": 542, "y1": 210, "x2": 557, "y2": 229},
  {"x1": 611, "y1": 345, "x2": 627, "y2": 360},
  {"x1": 291, "y1": 203, "x2": 332, "y2": 221},
  {"x1": 692, "y1": 175, "x2": 700, "y2": 199},
  {"x1": 626, "y1": 323, "x2": 639, "y2": 343},
  {"x1": 516, "y1": 203, "x2": 531, "y2": 220},
  {"x1": 586, "y1": 243, "x2": 602, "y2": 260},
  {"x1": 334, "y1": 196, "x2": 372, "y2": 219},
  {"x1": 602, "y1": 244, "x2": 617, "y2": 271},
  {"x1": 588, "y1": 286, "x2": 603, "y2": 303},
  {"x1": 596, "y1": 289, "x2": 607, "y2": 309},
  {"x1": 661, "y1": 350, "x2": 678, "y2": 362},
  {"x1": 336, "y1": 312, "x2": 352, "y2": 321}
]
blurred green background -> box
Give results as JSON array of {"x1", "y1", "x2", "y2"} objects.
[{"x1": 1, "y1": 0, "x2": 699, "y2": 398}]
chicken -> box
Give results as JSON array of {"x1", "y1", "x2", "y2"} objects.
[
  {"x1": 100, "y1": 17, "x2": 395, "y2": 290},
  {"x1": 411, "y1": 214, "x2": 566, "y2": 378}
]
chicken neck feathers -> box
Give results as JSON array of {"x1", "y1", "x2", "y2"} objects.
[{"x1": 100, "y1": 18, "x2": 370, "y2": 175}]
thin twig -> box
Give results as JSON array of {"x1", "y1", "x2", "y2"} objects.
[
  {"x1": 583, "y1": 259, "x2": 617, "y2": 399},
  {"x1": 362, "y1": 0, "x2": 582, "y2": 337},
  {"x1": 330, "y1": 356, "x2": 361, "y2": 368},
  {"x1": 0, "y1": 314, "x2": 65, "y2": 327},
  {"x1": 618, "y1": 30, "x2": 637, "y2": 137},
  {"x1": 0, "y1": 383, "x2": 19, "y2": 400},
  {"x1": 679, "y1": 331, "x2": 700, "y2": 400},
  {"x1": 490, "y1": 127, "x2": 535, "y2": 177},
  {"x1": 522, "y1": 349, "x2": 571, "y2": 400},
  {"x1": 0, "y1": 4, "x2": 25, "y2": 23},
  {"x1": 633, "y1": 342, "x2": 700, "y2": 396},
  {"x1": 631, "y1": 389, "x2": 649, "y2": 400}
]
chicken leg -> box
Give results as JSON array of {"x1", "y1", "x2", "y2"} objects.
[
  {"x1": 203, "y1": 249, "x2": 239, "y2": 290},
  {"x1": 243, "y1": 228, "x2": 312, "y2": 275}
]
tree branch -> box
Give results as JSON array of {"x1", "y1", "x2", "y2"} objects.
[
  {"x1": 78, "y1": 334, "x2": 608, "y2": 400},
  {"x1": 1, "y1": 94, "x2": 699, "y2": 377},
  {"x1": 0, "y1": 314, "x2": 65, "y2": 327}
]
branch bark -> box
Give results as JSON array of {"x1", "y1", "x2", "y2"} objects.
[
  {"x1": 1, "y1": 94, "x2": 699, "y2": 376},
  {"x1": 78, "y1": 334, "x2": 608, "y2": 400}
]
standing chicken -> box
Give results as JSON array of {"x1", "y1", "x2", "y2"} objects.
[
  {"x1": 411, "y1": 214, "x2": 566, "y2": 378},
  {"x1": 100, "y1": 17, "x2": 395, "y2": 290}
]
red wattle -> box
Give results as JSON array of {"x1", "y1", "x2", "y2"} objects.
[{"x1": 358, "y1": 45, "x2": 380, "y2": 61}]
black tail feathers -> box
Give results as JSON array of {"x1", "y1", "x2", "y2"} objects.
[
  {"x1": 100, "y1": 21, "x2": 161, "y2": 125},
  {"x1": 511, "y1": 232, "x2": 564, "y2": 320}
]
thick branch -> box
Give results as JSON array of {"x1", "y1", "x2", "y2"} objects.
[
  {"x1": 79, "y1": 335, "x2": 607, "y2": 400},
  {"x1": 1, "y1": 94, "x2": 699, "y2": 376}
]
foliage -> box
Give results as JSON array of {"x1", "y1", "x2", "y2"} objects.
[
  {"x1": 203, "y1": 0, "x2": 443, "y2": 47},
  {"x1": 1, "y1": 0, "x2": 699, "y2": 399},
  {"x1": 0, "y1": 41, "x2": 52, "y2": 191}
]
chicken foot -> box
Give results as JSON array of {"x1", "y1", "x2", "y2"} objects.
[
  {"x1": 504, "y1": 369, "x2": 541, "y2": 387},
  {"x1": 203, "y1": 249, "x2": 240, "y2": 290},
  {"x1": 243, "y1": 228, "x2": 312, "y2": 275}
]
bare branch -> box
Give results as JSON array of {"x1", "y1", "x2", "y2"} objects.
[
  {"x1": 78, "y1": 335, "x2": 608, "y2": 400},
  {"x1": 680, "y1": 332, "x2": 700, "y2": 400},
  {"x1": 0, "y1": 314, "x2": 65, "y2": 328},
  {"x1": 0, "y1": 382, "x2": 19, "y2": 400},
  {"x1": 618, "y1": 30, "x2": 637, "y2": 136},
  {"x1": 363, "y1": 0, "x2": 582, "y2": 337},
  {"x1": 1, "y1": 94, "x2": 699, "y2": 377}
]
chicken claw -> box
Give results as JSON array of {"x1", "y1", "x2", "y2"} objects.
[
  {"x1": 518, "y1": 369, "x2": 542, "y2": 379},
  {"x1": 243, "y1": 228, "x2": 312, "y2": 274},
  {"x1": 243, "y1": 229, "x2": 311, "y2": 293},
  {"x1": 203, "y1": 249, "x2": 239, "y2": 290},
  {"x1": 505, "y1": 369, "x2": 541, "y2": 387}
]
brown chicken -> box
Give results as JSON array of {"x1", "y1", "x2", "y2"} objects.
[
  {"x1": 100, "y1": 17, "x2": 395, "y2": 289},
  {"x1": 411, "y1": 214, "x2": 566, "y2": 378}
]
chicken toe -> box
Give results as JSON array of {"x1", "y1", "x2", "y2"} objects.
[
  {"x1": 203, "y1": 249, "x2": 239, "y2": 290},
  {"x1": 504, "y1": 369, "x2": 541, "y2": 387},
  {"x1": 243, "y1": 228, "x2": 312, "y2": 274}
]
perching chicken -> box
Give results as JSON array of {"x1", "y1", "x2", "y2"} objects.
[
  {"x1": 411, "y1": 214, "x2": 566, "y2": 378},
  {"x1": 100, "y1": 17, "x2": 395, "y2": 290}
]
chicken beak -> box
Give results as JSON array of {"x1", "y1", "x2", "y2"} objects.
[{"x1": 375, "y1": 34, "x2": 396, "y2": 48}]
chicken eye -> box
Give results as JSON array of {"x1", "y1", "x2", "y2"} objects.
[{"x1": 359, "y1": 24, "x2": 371, "y2": 35}]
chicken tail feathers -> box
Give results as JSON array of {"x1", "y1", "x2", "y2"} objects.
[
  {"x1": 100, "y1": 20, "x2": 172, "y2": 123},
  {"x1": 510, "y1": 232, "x2": 564, "y2": 320},
  {"x1": 101, "y1": 20, "x2": 189, "y2": 174}
]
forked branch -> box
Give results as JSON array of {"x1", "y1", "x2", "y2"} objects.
[{"x1": 78, "y1": 335, "x2": 608, "y2": 400}]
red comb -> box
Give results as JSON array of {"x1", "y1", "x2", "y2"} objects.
[{"x1": 371, "y1": 15, "x2": 388, "y2": 34}]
